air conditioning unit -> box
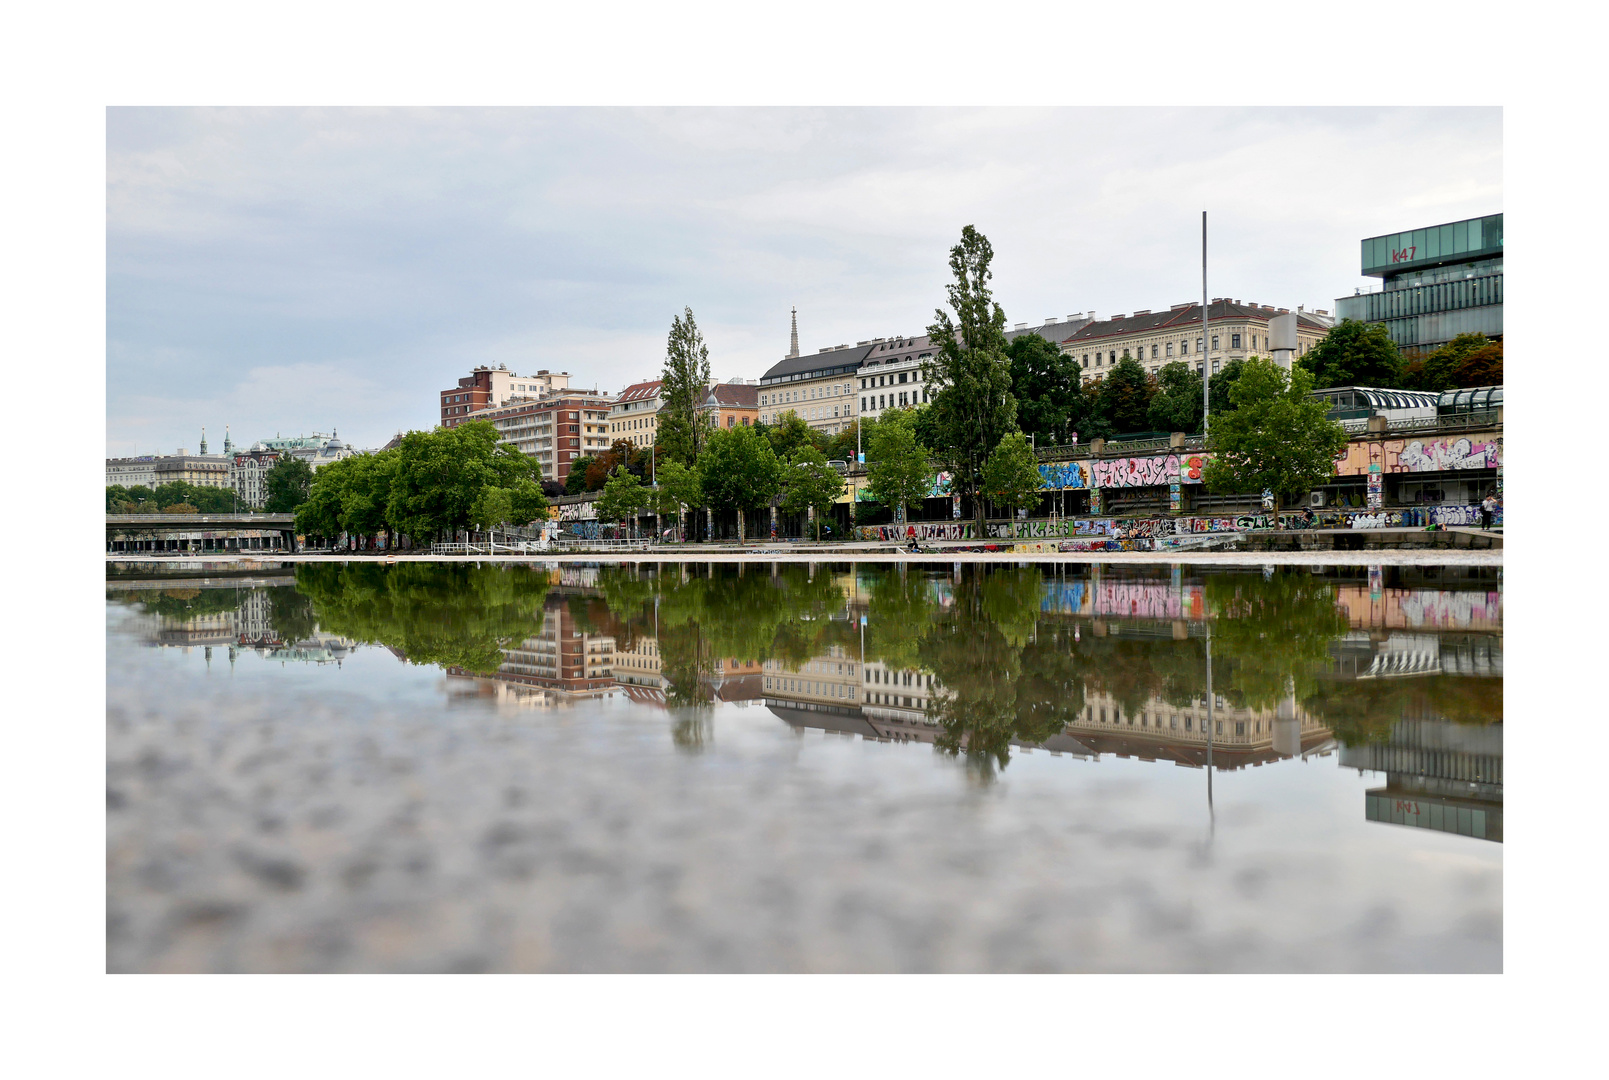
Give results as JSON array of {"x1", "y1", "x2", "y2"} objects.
[{"x1": 1308, "y1": 491, "x2": 1326, "y2": 507}]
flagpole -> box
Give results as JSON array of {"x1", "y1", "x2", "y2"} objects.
[{"x1": 1202, "y1": 210, "x2": 1210, "y2": 439}]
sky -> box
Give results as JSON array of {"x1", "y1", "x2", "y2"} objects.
[{"x1": 106, "y1": 106, "x2": 1502, "y2": 457}]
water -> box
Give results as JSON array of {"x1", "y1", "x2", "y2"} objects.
[{"x1": 105, "y1": 559, "x2": 1502, "y2": 972}]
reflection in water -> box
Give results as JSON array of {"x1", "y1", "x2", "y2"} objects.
[{"x1": 109, "y1": 560, "x2": 1503, "y2": 838}]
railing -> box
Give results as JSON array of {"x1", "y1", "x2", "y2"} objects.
[
  {"x1": 428, "y1": 540, "x2": 556, "y2": 555},
  {"x1": 1340, "y1": 410, "x2": 1502, "y2": 437},
  {"x1": 547, "y1": 537, "x2": 655, "y2": 551}
]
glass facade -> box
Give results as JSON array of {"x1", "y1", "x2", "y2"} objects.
[{"x1": 1361, "y1": 214, "x2": 1503, "y2": 277}]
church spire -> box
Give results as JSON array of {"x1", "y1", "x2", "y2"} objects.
[
  {"x1": 788, "y1": 306, "x2": 799, "y2": 359},
  {"x1": 199, "y1": 427, "x2": 207, "y2": 455},
  {"x1": 223, "y1": 424, "x2": 233, "y2": 454}
]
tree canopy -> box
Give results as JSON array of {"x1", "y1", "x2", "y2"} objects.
[
  {"x1": 981, "y1": 431, "x2": 1044, "y2": 518},
  {"x1": 1202, "y1": 358, "x2": 1348, "y2": 504},
  {"x1": 765, "y1": 410, "x2": 826, "y2": 460},
  {"x1": 1401, "y1": 333, "x2": 1503, "y2": 392},
  {"x1": 1093, "y1": 353, "x2": 1155, "y2": 435},
  {"x1": 924, "y1": 225, "x2": 1017, "y2": 530},
  {"x1": 595, "y1": 465, "x2": 649, "y2": 532},
  {"x1": 1146, "y1": 360, "x2": 1203, "y2": 434},
  {"x1": 658, "y1": 307, "x2": 713, "y2": 465},
  {"x1": 699, "y1": 424, "x2": 781, "y2": 536},
  {"x1": 263, "y1": 456, "x2": 314, "y2": 513},
  {"x1": 780, "y1": 443, "x2": 845, "y2": 540},
  {"x1": 1299, "y1": 318, "x2": 1404, "y2": 389},
  {"x1": 1007, "y1": 332, "x2": 1085, "y2": 446},
  {"x1": 864, "y1": 408, "x2": 931, "y2": 522}
]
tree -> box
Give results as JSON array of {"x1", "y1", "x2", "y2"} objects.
[
  {"x1": 658, "y1": 306, "x2": 713, "y2": 465},
  {"x1": 1202, "y1": 358, "x2": 1349, "y2": 505},
  {"x1": 106, "y1": 485, "x2": 131, "y2": 513},
  {"x1": 595, "y1": 465, "x2": 649, "y2": 536},
  {"x1": 781, "y1": 444, "x2": 845, "y2": 541},
  {"x1": 163, "y1": 502, "x2": 199, "y2": 514},
  {"x1": 981, "y1": 431, "x2": 1044, "y2": 519},
  {"x1": 1207, "y1": 356, "x2": 1248, "y2": 418},
  {"x1": 263, "y1": 455, "x2": 314, "y2": 513},
  {"x1": 1146, "y1": 360, "x2": 1203, "y2": 434},
  {"x1": 765, "y1": 410, "x2": 825, "y2": 460},
  {"x1": 654, "y1": 459, "x2": 702, "y2": 541},
  {"x1": 865, "y1": 409, "x2": 931, "y2": 523},
  {"x1": 470, "y1": 486, "x2": 514, "y2": 537},
  {"x1": 1094, "y1": 353, "x2": 1155, "y2": 435},
  {"x1": 564, "y1": 458, "x2": 596, "y2": 495},
  {"x1": 1402, "y1": 333, "x2": 1503, "y2": 392},
  {"x1": 383, "y1": 421, "x2": 544, "y2": 542},
  {"x1": 925, "y1": 225, "x2": 1017, "y2": 532},
  {"x1": 698, "y1": 424, "x2": 781, "y2": 541},
  {"x1": 1007, "y1": 332, "x2": 1084, "y2": 445},
  {"x1": 1299, "y1": 318, "x2": 1403, "y2": 389},
  {"x1": 825, "y1": 419, "x2": 865, "y2": 464}
]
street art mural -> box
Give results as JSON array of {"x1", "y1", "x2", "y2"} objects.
[
  {"x1": 1039, "y1": 580, "x2": 1207, "y2": 620},
  {"x1": 1336, "y1": 436, "x2": 1501, "y2": 476},
  {"x1": 1335, "y1": 586, "x2": 1502, "y2": 632},
  {"x1": 1088, "y1": 453, "x2": 1205, "y2": 489},
  {"x1": 1038, "y1": 461, "x2": 1090, "y2": 489},
  {"x1": 853, "y1": 504, "x2": 1501, "y2": 544}
]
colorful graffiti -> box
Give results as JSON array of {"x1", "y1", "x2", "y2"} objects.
[
  {"x1": 855, "y1": 504, "x2": 1501, "y2": 543},
  {"x1": 1089, "y1": 453, "x2": 1202, "y2": 489},
  {"x1": 1038, "y1": 461, "x2": 1090, "y2": 489},
  {"x1": 1336, "y1": 437, "x2": 1501, "y2": 476}
]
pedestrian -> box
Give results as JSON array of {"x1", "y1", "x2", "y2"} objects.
[{"x1": 1480, "y1": 491, "x2": 1497, "y2": 530}]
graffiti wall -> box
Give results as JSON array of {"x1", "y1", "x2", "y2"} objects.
[
  {"x1": 1335, "y1": 586, "x2": 1502, "y2": 631},
  {"x1": 1038, "y1": 461, "x2": 1091, "y2": 489},
  {"x1": 853, "y1": 504, "x2": 1500, "y2": 543},
  {"x1": 1336, "y1": 436, "x2": 1501, "y2": 476},
  {"x1": 1039, "y1": 580, "x2": 1207, "y2": 619}
]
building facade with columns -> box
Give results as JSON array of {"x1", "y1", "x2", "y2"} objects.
[{"x1": 1062, "y1": 301, "x2": 1333, "y2": 384}]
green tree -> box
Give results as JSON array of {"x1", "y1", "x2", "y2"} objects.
[
  {"x1": 294, "y1": 463, "x2": 347, "y2": 539},
  {"x1": 384, "y1": 422, "x2": 543, "y2": 543},
  {"x1": 825, "y1": 419, "x2": 865, "y2": 464},
  {"x1": 106, "y1": 485, "x2": 130, "y2": 513},
  {"x1": 981, "y1": 431, "x2": 1044, "y2": 519},
  {"x1": 1094, "y1": 353, "x2": 1155, "y2": 435},
  {"x1": 1202, "y1": 358, "x2": 1349, "y2": 505},
  {"x1": 1207, "y1": 356, "x2": 1248, "y2": 418},
  {"x1": 263, "y1": 455, "x2": 314, "y2": 513},
  {"x1": 654, "y1": 459, "x2": 702, "y2": 541},
  {"x1": 1146, "y1": 360, "x2": 1203, "y2": 434},
  {"x1": 565, "y1": 457, "x2": 596, "y2": 495},
  {"x1": 1299, "y1": 318, "x2": 1403, "y2": 389},
  {"x1": 925, "y1": 225, "x2": 1017, "y2": 532},
  {"x1": 1007, "y1": 332, "x2": 1084, "y2": 445},
  {"x1": 699, "y1": 424, "x2": 781, "y2": 541},
  {"x1": 471, "y1": 486, "x2": 515, "y2": 536},
  {"x1": 781, "y1": 443, "x2": 845, "y2": 540},
  {"x1": 865, "y1": 409, "x2": 931, "y2": 523},
  {"x1": 595, "y1": 465, "x2": 649, "y2": 536},
  {"x1": 658, "y1": 307, "x2": 714, "y2": 465},
  {"x1": 765, "y1": 410, "x2": 826, "y2": 460}
]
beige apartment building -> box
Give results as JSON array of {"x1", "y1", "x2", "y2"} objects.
[
  {"x1": 758, "y1": 342, "x2": 871, "y2": 435},
  {"x1": 1062, "y1": 300, "x2": 1332, "y2": 384},
  {"x1": 440, "y1": 364, "x2": 572, "y2": 429},
  {"x1": 609, "y1": 380, "x2": 662, "y2": 446},
  {"x1": 761, "y1": 647, "x2": 862, "y2": 706}
]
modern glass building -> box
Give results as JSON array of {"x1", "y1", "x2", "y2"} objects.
[{"x1": 1335, "y1": 213, "x2": 1502, "y2": 353}]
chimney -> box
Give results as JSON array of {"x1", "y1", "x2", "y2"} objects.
[{"x1": 1014, "y1": 323, "x2": 1027, "y2": 330}]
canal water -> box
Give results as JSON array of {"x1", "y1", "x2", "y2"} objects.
[{"x1": 106, "y1": 560, "x2": 1502, "y2": 972}]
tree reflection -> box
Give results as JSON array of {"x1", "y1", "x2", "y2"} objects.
[
  {"x1": 1204, "y1": 570, "x2": 1353, "y2": 709},
  {"x1": 293, "y1": 562, "x2": 551, "y2": 673}
]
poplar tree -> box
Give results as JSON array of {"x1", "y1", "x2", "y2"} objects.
[
  {"x1": 924, "y1": 225, "x2": 1017, "y2": 531},
  {"x1": 658, "y1": 306, "x2": 713, "y2": 465}
]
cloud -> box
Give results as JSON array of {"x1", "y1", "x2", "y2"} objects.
[{"x1": 106, "y1": 106, "x2": 1501, "y2": 455}]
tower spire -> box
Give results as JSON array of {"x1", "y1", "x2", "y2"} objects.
[
  {"x1": 788, "y1": 306, "x2": 799, "y2": 359},
  {"x1": 199, "y1": 427, "x2": 207, "y2": 455}
]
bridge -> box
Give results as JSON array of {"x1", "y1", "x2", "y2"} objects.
[{"x1": 106, "y1": 513, "x2": 298, "y2": 554}]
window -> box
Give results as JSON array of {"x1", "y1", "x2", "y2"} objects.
[
  {"x1": 1196, "y1": 337, "x2": 1204, "y2": 351},
  {"x1": 861, "y1": 397, "x2": 868, "y2": 411},
  {"x1": 1096, "y1": 354, "x2": 1103, "y2": 367},
  {"x1": 1231, "y1": 333, "x2": 1241, "y2": 349},
  {"x1": 1166, "y1": 342, "x2": 1174, "y2": 357},
  {"x1": 1181, "y1": 340, "x2": 1189, "y2": 355},
  {"x1": 1151, "y1": 344, "x2": 1159, "y2": 359},
  {"x1": 1211, "y1": 335, "x2": 1220, "y2": 350},
  {"x1": 1212, "y1": 359, "x2": 1220, "y2": 374}
]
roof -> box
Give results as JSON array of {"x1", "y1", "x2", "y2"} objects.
[
  {"x1": 1437, "y1": 385, "x2": 1502, "y2": 410},
  {"x1": 1313, "y1": 386, "x2": 1441, "y2": 410},
  {"x1": 760, "y1": 343, "x2": 877, "y2": 383},
  {"x1": 703, "y1": 382, "x2": 758, "y2": 409},
  {"x1": 616, "y1": 380, "x2": 662, "y2": 404},
  {"x1": 1006, "y1": 316, "x2": 1094, "y2": 344},
  {"x1": 1062, "y1": 302, "x2": 1330, "y2": 344}
]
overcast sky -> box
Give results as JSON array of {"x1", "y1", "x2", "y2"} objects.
[{"x1": 106, "y1": 106, "x2": 1501, "y2": 456}]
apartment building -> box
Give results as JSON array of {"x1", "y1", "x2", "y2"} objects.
[
  {"x1": 609, "y1": 380, "x2": 663, "y2": 446},
  {"x1": 1063, "y1": 301, "x2": 1331, "y2": 383},
  {"x1": 439, "y1": 364, "x2": 572, "y2": 428},
  {"x1": 477, "y1": 390, "x2": 614, "y2": 485}
]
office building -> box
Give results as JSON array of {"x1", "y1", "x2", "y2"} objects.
[{"x1": 1334, "y1": 213, "x2": 1502, "y2": 355}]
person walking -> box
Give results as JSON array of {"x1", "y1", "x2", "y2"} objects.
[{"x1": 1480, "y1": 491, "x2": 1498, "y2": 530}]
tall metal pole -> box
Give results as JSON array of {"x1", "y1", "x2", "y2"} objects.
[
  {"x1": 1202, "y1": 211, "x2": 1210, "y2": 439},
  {"x1": 1206, "y1": 616, "x2": 1215, "y2": 825}
]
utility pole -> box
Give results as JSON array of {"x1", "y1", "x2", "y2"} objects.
[{"x1": 1202, "y1": 211, "x2": 1210, "y2": 439}]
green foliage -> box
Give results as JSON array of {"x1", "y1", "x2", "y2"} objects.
[
  {"x1": 1204, "y1": 570, "x2": 1352, "y2": 709},
  {"x1": 1208, "y1": 356, "x2": 1248, "y2": 417},
  {"x1": 383, "y1": 422, "x2": 544, "y2": 542},
  {"x1": 924, "y1": 225, "x2": 1017, "y2": 529},
  {"x1": 595, "y1": 465, "x2": 649, "y2": 529},
  {"x1": 1201, "y1": 359, "x2": 1349, "y2": 503},
  {"x1": 263, "y1": 455, "x2": 314, "y2": 513},
  {"x1": 764, "y1": 410, "x2": 826, "y2": 460},
  {"x1": 108, "y1": 480, "x2": 240, "y2": 514},
  {"x1": 1401, "y1": 333, "x2": 1503, "y2": 392},
  {"x1": 471, "y1": 486, "x2": 515, "y2": 530},
  {"x1": 163, "y1": 502, "x2": 199, "y2": 514},
  {"x1": 658, "y1": 307, "x2": 714, "y2": 465},
  {"x1": 780, "y1": 443, "x2": 845, "y2": 540},
  {"x1": 865, "y1": 408, "x2": 931, "y2": 522},
  {"x1": 1146, "y1": 360, "x2": 1203, "y2": 434},
  {"x1": 825, "y1": 419, "x2": 864, "y2": 464},
  {"x1": 1299, "y1": 318, "x2": 1403, "y2": 389},
  {"x1": 1094, "y1": 353, "x2": 1155, "y2": 435},
  {"x1": 565, "y1": 458, "x2": 596, "y2": 495},
  {"x1": 981, "y1": 431, "x2": 1043, "y2": 518},
  {"x1": 699, "y1": 424, "x2": 781, "y2": 534},
  {"x1": 294, "y1": 562, "x2": 553, "y2": 674},
  {"x1": 1007, "y1": 332, "x2": 1085, "y2": 445}
]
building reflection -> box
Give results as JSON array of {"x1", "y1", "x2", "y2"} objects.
[{"x1": 109, "y1": 584, "x2": 357, "y2": 665}]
